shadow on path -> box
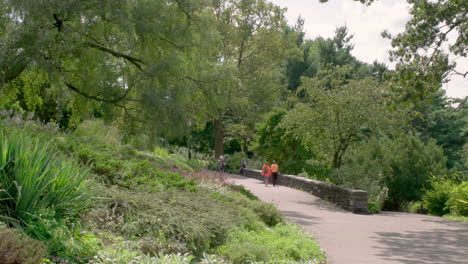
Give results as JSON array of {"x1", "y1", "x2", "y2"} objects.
[
  {"x1": 281, "y1": 210, "x2": 322, "y2": 226},
  {"x1": 373, "y1": 227, "x2": 468, "y2": 264},
  {"x1": 296, "y1": 199, "x2": 348, "y2": 213}
]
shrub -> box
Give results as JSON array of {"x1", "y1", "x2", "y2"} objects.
[
  {"x1": 0, "y1": 227, "x2": 46, "y2": 264},
  {"x1": 74, "y1": 120, "x2": 121, "y2": 149},
  {"x1": 405, "y1": 201, "x2": 426, "y2": 214},
  {"x1": 422, "y1": 177, "x2": 453, "y2": 216},
  {"x1": 0, "y1": 132, "x2": 89, "y2": 228},
  {"x1": 332, "y1": 136, "x2": 448, "y2": 212},
  {"x1": 447, "y1": 181, "x2": 468, "y2": 216},
  {"x1": 224, "y1": 192, "x2": 283, "y2": 227},
  {"x1": 384, "y1": 136, "x2": 447, "y2": 210},
  {"x1": 216, "y1": 224, "x2": 325, "y2": 263},
  {"x1": 251, "y1": 202, "x2": 284, "y2": 227},
  {"x1": 23, "y1": 211, "x2": 101, "y2": 262},
  {"x1": 225, "y1": 152, "x2": 248, "y2": 173},
  {"x1": 443, "y1": 214, "x2": 468, "y2": 222}
]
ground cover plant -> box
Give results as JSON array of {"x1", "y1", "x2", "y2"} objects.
[
  {"x1": 216, "y1": 224, "x2": 325, "y2": 263},
  {"x1": 0, "y1": 226, "x2": 46, "y2": 264}
]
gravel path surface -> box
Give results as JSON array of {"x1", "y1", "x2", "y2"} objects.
[{"x1": 228, "y1": 173, "x2": 468, "y2": 264}]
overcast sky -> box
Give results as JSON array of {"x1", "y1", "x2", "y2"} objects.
[{"x1": 270, "y1": 0, "x2": 467, "y2": 99}]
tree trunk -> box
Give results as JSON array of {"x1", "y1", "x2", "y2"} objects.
[
  {"x1": 332, "y1": 150, "x2": 340, "y2": 168},
  {"x1": 214, "y1": 119, "x2": 224, "y2": 158}
]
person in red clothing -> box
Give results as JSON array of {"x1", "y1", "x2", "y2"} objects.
[{"x1": 261, "y1": 162, "x2": 272, "y2": 187}]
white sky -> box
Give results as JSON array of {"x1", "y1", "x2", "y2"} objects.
[{"x1": 270, "y1": 0, "x2": 468, "y2": 98}]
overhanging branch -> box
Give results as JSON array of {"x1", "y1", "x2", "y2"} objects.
[
  {"x1": 65, "y1": 82, "x2": 134, "y2": 103},
  {"x1": 86, "y1": 42, "x2": 146, "y2": 71}
]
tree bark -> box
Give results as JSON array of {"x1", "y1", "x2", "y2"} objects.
[{"x1": 214, "y1": 118, "x2": 224, "y2": 158}]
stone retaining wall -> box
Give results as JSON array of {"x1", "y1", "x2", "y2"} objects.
[{"x1": 242, "y1": 168, "x2": 368, "y2": 214}]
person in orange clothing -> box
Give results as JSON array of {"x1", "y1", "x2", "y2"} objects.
[
  {"x1": 271, "y1": 161, "x2": 279, "y2": 186},
  {"x1": 261, "y1": 162, "x2": 271, "y2": 187}
]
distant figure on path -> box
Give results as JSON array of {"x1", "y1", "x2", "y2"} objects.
[
  {"x1": 261, "y1": 162, "x2": 271, "y2": 187},
  {"x1": 271, "y1": 161, "x2": 279, "y2": 186},
  {"x1": 239, "y1": 159, "x2": 247, "y2": 175},
  {"x1": 217, "y1": 155, "x2": 225, "y2": 175}
]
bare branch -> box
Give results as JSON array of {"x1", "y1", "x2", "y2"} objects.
[{"x1": 452, "y1": 69, "x2": 468, "y2": 78}]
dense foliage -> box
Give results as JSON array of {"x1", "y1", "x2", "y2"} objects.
[{"x1": 0, "y1": 0, "x2": 467, "y2": 261}]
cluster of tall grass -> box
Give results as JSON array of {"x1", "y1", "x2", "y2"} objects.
[{"x1": 0, "y1": 131, "x2": 89, "y2": 230}]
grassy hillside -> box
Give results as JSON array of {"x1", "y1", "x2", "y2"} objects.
[{"x1": 0, "y1": 120, "x2": 326, "y2": 264}]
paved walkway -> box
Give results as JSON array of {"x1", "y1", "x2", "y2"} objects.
[{"x1": 228, "y1": 173, "x2": 468, "y2": 264}]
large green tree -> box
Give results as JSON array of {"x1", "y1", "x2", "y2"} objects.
[
  {"x1": 281, "y1": 65, "x2": 406, "y2": 168},
  {"x1": 206, "y1": 0, "x2": 298, "y2": 158},
  {"x1": 251, "y1": 108, "x2": 317, "y2": 175},
  {"x1": 0, "y1": 0, "x2": 217, "y2": 132}
]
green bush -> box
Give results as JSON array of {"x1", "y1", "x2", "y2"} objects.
[
  {"x1": 332, "y1": 136, "x2": 448, "y2": 212},
  {"x1": 216, "y1": 224, "x2": 325, "y2": 264},
  {"x1": 385, "y1": 136, "x2": 448, "y2": 210},
  {"x1": 443, "y1": 214, "x2": 468, "y2": 222},
  {"x1": 447, "y1": 181, "x2": 468, "y2": 216},
  {"x1": 422, "y1": 177, "x2": 452, "y2": 216},
  {"x1": 224, "y1": 192, "x2": 283, "y2": 227},
  {"x1": 0, "y1": 131, "x2": 89, "y2": 228},
  {"x1": 23, "y1": 210, "x2": 101, "y2": 262},
  {"x1": 74, "y1": 120, "x2": 121, "y2": 149},
  {"x1": 0, "y1": 227, "x2": 46, "y2": 264},
  {"x1": 225, "y1": 152, "x2": 248, "y2": 173},
  {"x1": 251, "y1": 202, "x2": 284, "y2": 227}
]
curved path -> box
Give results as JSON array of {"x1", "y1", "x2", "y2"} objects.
[{"x1": 227, "y1": 173, "x2": 468, "y2": 264}]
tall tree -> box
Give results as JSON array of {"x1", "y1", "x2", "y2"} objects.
[
  {"x1": 0, "y1": 0, "x2": 217, "y2": 132},
  {"x1": 281, "y1": 65, "x2": 406, "y2": 168},
  {"x1": 208, "y1": 0, "x2": 298, "y2": 158}
]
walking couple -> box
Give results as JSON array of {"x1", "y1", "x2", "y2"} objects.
[{"x1": 261, "y1": 161, "x2": 279, "y2": 187}]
